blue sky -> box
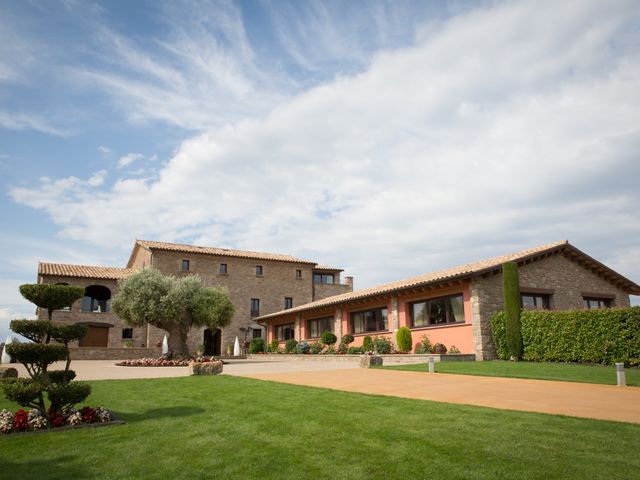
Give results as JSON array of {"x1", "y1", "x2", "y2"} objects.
[{"x1": 1, "y1": 0, "x2": 639, "y2": 339}]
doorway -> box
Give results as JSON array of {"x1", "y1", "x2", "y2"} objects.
[
  {"x1": 79, "y1": 325, "x2": 109, "y2": 347},
  {"x1": 203, "y1": 328, "x2": 222, "y2": 356}
]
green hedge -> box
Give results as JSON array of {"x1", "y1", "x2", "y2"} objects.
[{"x1": 491, "y1": 307, "x2": 640, "y2": 366}]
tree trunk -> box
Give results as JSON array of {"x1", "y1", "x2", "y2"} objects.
[{"x1": 167, "y1": 327, "x2": 190, "y2": 359}]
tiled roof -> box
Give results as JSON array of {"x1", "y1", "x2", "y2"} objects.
[
  {"x1": 257, "y1": 240, "x2": 640, "y2": 320},
  {"x1": 135, "y1": 240, "x2": 317, "y2": 265},
  {"x1": 38, "y1": 262, "x2": 133, "y2": 280},
  {"x1": 313, "y1": 265, "x2": 344, "y2": 272}
]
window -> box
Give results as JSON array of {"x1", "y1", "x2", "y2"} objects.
[
  {"x1": 284, "y1": 297, "x2": 293, "y2": 309},
  {"x1": 583, "y1": 297, "x2": 612, "y2": 309},
  {"x1": 122, "y1": 328, "x2": 133, "y2": 339},
  {"x1": 411, "y1": 294, "x2": 465, "y2": 327},
  {"x1": 256, "y1": 265, "x2": 263, "y2": 276},
  {"x1": 350, "y1": 307, "x2": 388, "y2": 334},
  {"x1": 181, "y1": 259, "x2": 190, "y2": 271},
  {"x1": 307, "y1": 317, "x2": 333, "y2": 338},
  {"x1": 521, "y1": 293, "x2": 550, "y2": 310},
  {"x1": 275, "y1": 323, "x2": 295, "y2": 341},
  {"x1": 250, "y1": 298, "x2": 260, "y2": 317},
  {"x1": 220, "y1": 263, "x2": 228, "y2": 274},
  {"x1": 252, "y1": 328, "x2": 262, "y2": 339},
  {"x1": 313, "y1": 273, "x2": 334, "y2": 284},
  {"x1": 296, "y1": 269, "x2": 302, "y2": 279},
  {"x1": 81, "y1": 285, "x2": 111, "y2": 313}
]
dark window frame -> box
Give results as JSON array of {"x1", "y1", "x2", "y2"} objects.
[
  {"x1": 275, "y1": 323, "x2": 295, "y2": 341},
  {"x1": 313, "y1": 273, "x2": 335, "y2": 285},
  {"x1": 583, "y1": 297, "x2": 612, "y2": 309},
  {"x1": 350, "y1": 307, "x2": 388, "y2": 334},
  {"x1": 296, "y1": 269, "x2": 302, "y2": 279},
  {"x1": 409, "y1": 294, "x2": 466, "y2": 328},
  {"x1": 284, "y1": 297, "x2": 293, "y2": 309},
  {"x1": 256, "y1": 265, "x2": 263, "y2": 276},
  {"x1": 181, "y1": 259, "x2": 190, "y2": 271},
  {"x1": 220, "y1": 263, "x2": 228, "y2": 274},
  {"x1": 122, "y1": 328, "x2": 133, "y2": 339},
  {"x1": 250, "y1": 298, "x2": 260, "y2": 317},
  {"x1": 521, "y1": 293, "x2": 551, "y2": 310},
  {"x1": 307, "y1": 317, "x2": 333, "y2": 338}
]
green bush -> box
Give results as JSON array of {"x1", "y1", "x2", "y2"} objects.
[
  {"x1": 432, "y1": 343, "x2": 448, "y2": 354},
  {"x1": 1, "y1": 378, "x2": 44, "y2": 407},
  {"x1": 396, "y1": 326, "x2": 412, "y2": 352},
  {"x1": 373, "y1": 336, "x2": 392, "y2": 354},
  {"x1": 362, "y1": 336, "x2": 373, "y2": 352},
  {"x1": 9, "y1": 320, "x2": 50, "y2": 343},
  {"x1": 249, "y1": 337, "x2": 265, "y2": 354},
  {"x1": 51, "y1": 324, "x2": 88, "y2": 344},
  {"x1": 48, "y1": 382, "x2": 92, "y2": 411},
  {"x1": 341, "y1": 334, "x2": 354, "y2": 346},
  {"x1": 491, "y1": 307, "x2": 640, "y2": 366},
  {"x1": 7, "y1": 343, "x2": 68, "y2": 374},
  {"x1": 268, "y1": 339, "x2": 280, "y2": 353},
  {"x1": 414, "y1": 334, "x2": 432, "y2": 354},
  {"x1": 297, "y1": 341, "x2": 310, "y2": 354},
  {"x1": 19, "y1": 284, "x2": 85, "y2": 315},
  {"x1": 309, "y1": 341, "x2": 323, "y2": 354},
  {"x1": 48, "y1": 370, "x2": 76, "y2": 384},
  {"x1": 347, "y1": 346, "x2": 364, "y2": 354},
  {"x1": 321, "y1": 331, "x2": 337, "y2": 345},
  {"x1": 449, "y1": 345, "x2": 461, "y2": 354},
  {"x1": 284, "y1": 339, "x2": 298, "y2": 354},
  {"x1": 502, "y1": 262, "x2": 523, "y2": 360}
]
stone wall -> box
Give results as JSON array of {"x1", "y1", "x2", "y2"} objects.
[
  {"x1": 313, "y1": 282, "x2": 353, "y2": 301},
  {"x1": 470, "y1": 252, "x2": 631, "y2": 360},
  {"x1": 69, "y1": 347, "x2": 161, "y2": 360}
]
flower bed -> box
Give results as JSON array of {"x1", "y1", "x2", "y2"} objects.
[
  {"x1": 0, "y1": 406, "x2": 119, "y2": 435},
  {"x1": 116, "y1": 356, "x2": 220, "y2": 367}
]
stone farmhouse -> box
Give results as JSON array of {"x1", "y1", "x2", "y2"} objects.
[
  {"x1": 37, "y1": 240, "x2": 353, "y2": 359},
  {"x1": 257, "y1": 241, "x2": 640, "y2": 360}
]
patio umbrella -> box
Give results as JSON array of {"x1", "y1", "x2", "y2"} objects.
[
  {"x1": 233, "y1": 336, "x2": 240, "y2": 356},
  {"x1": 161, "y1": 335, "x2": 168, "y2": 355},
  {"x1": 1, "y1": 335, "x2": 12, "y2": 364}
]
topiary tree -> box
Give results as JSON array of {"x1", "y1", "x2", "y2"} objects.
[
  {"x1": 362, "y1": 335, "x2": 373, "y2": 352},
  {"x1": 338, "y1": 333, "x2": 354, "y2": 353},
  {"x1": 2, "y1": 284, "x2": 90, "y2": 422},
  {"x1": 111, "y1": 269, "x2": 234, "y2": 358},
  {"x1": 502, "y1": 261, "x2": 523, "y2": 360},
  {"x1": 396, "y1": 326, "x2": 412, "y2": 352},
  {"x1": 321, "y1": 331, "x2": 337, "y2": 346}
]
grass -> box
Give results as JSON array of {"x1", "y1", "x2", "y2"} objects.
[
  {"x1": 1, "y1": 376, "x2": 639, "y2": 479},
  {"x1": 380, "y1": 360, "x2": 640, "y2": 386}
]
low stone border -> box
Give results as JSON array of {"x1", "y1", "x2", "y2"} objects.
[{"x1": 247, "y1": 353, "x2": 476, "y2": 364}]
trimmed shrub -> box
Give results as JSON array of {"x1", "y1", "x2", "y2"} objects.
[
  {"x1": 7, "y1": 343, "x2": 68, "y2": 374},
  {"x1": 432, "y1": 343, "x2": 448, "y2": 354},
  {"x1": 373, "y1": 336, "x2": 392, "y2": 354},
  {"x1": 1, "y1": 379, "x2": 43, "y2": 407},
  {"x1": 414, "y1": 335, "x2": 432, "y2": 354},
  {"x1": 491, "y1": 307, "x2": 640, "y2": 366},
  {"x1": 502, "y1": 261, "x2": 522, "y2": 360},
  {"x1": 396, "y1": 327, "x2": 412, "y2": 352},
  {"x1": 297, "y1": 341, "x2": 310, "y2": 354},
  {"x1": 284, "y1": 339, "x2": 298, "y2": 354},
  {"x1": 321, "y1": 331, "x2": 337, "y2": 346},
  {"x1": 309, "y1": 341, "x2": 323, "y2": 354},
  {"x1": 449, "y1": 345, "x2": 461, "y2": 354},
  {"x1": 48, "y1": 382, "x2": 92, "y2": 411},
  {"x1": 341, "y1": 334, "x2": 354, "y2": 346},
  {"x1": 249, "y1": 337, "x2": 265, "y2": 354},
  {"x1": 48, "y1": 370, "x2": 76, "y2": 384},
  {"x1": 362, "y1": 336, "x2": 373, "y2": 352},
  {"x1": 268, "y1": 340, "x2": 280, "y2": 353},
  {"x1": 347, "y1": 346, "x2": 364, "y2": 354},
  {"x1": 9, "y1": 320, "x2": 50, "y2": 343}
]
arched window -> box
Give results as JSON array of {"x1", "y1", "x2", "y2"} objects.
[{"x1": 81, "y1": 285, "x2": 112, "y2": 313}]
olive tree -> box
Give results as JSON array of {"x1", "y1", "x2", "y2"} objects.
[{"x1": 111, "y1": 269, "x2": 234, "y2": 358}]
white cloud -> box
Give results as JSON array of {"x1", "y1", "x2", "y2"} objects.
[
  {"x1": 8, "y1": 0, "x2": 640, "y2": 292},
  {"x1": 98, "y1": 146, "x2": 111, "y2": 157},
  {"x1": 117, "y1": 153, "x2": 144, "y2": 168},
  {"x1": 0, "y1": 110, "x2": 70, "y2": 136}
]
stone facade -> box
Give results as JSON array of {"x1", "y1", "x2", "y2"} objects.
[
  {"x1": 38, "y1": 241, "x2": 352, "y2": 358},
  {"x1": 470, "y1": 252, "x2": 631, "y2": 360}
]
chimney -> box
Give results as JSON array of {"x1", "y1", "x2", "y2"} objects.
[{"x1": 345, "y1": 276, "x2": 353, "y2": 288}]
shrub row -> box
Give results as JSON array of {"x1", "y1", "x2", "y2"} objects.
[{"x1": 491, "y1": 307, "x2": 640, "y2": 366}]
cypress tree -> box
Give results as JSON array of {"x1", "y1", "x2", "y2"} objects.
[{"x1": 502, "y1": 261, "x2": 523, "y2": 360}]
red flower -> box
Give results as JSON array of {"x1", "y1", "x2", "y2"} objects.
[
  {"x1": 80, "y1": 406, "x2": 96, "y2": 423},
  {"x1": 13, "y1": 409, "x2": 29, "y2": 431},
  {"x1": 48, "y1": 409, "x2": 65, "y2": 428}
]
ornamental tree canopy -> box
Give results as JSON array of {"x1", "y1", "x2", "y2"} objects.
[{"x1": 111, "y1": 269, "x2": 234, "y2": 358}]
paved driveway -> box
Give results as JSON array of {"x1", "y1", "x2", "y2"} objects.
[{"x1": 238, "y1": 368, "x2": 640, "y2": 424}]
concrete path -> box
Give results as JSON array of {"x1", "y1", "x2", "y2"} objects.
[{"x1": 239, "y1": 368, "x2": 640, "y2": 424}]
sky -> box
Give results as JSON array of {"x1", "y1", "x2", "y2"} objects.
[{"x1": 1, "y1": 0, "x2": 639, "y2": 340}]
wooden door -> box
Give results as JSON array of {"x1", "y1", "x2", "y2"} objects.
[{"x1": 79, "y1": 326, "x2": 109, "y2": 347}]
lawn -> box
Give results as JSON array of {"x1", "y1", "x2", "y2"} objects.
[
  {"x1": 1, "y1": 375, "x2": 639, "y2": 480},
  {"x1": 380, "y1": 360, "x2": 640, "y2": 386}
]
